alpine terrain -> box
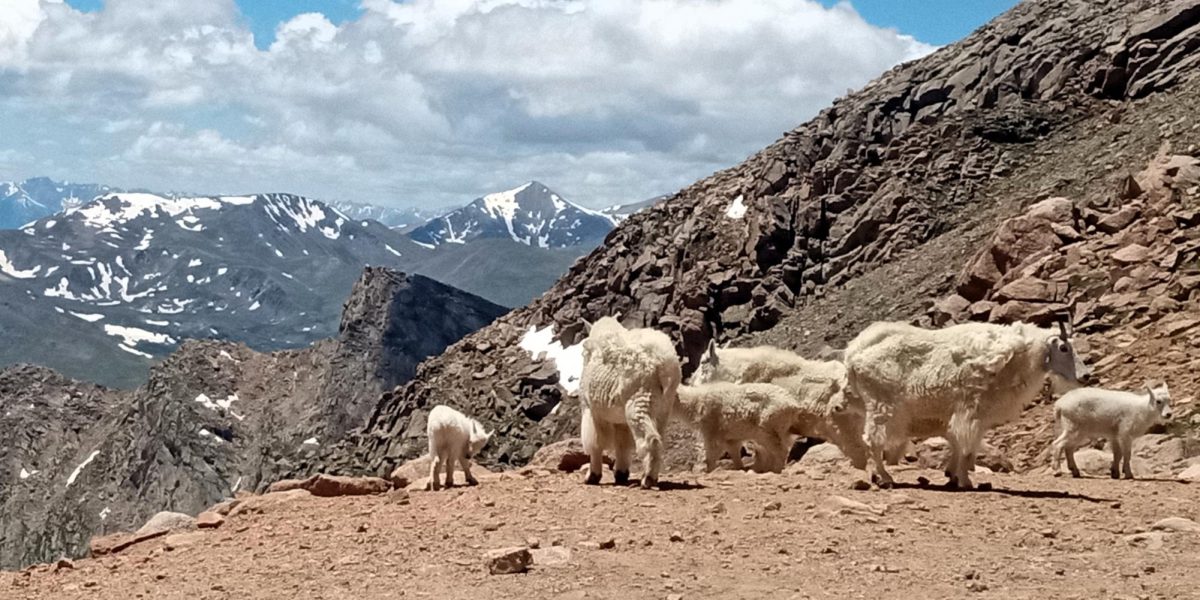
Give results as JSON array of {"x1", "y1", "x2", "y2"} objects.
[
  {"x1": 0, "y1": 189, "x2": 586, "y2": 386},
  {"x1": 6, "y1": 1, "x2": 1200, "y2": 598}
]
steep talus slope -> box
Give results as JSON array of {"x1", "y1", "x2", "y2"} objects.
[
  {"x1": 327, "y1": 0, "x2": 1200, "y2": 476},
  {"x1": 0, "y1": 269, "x2": 504, "y2": 569}
]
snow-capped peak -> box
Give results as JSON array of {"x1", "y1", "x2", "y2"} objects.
[{"x1": 408, "y1": 181, "x2": 615, "y2": 250}]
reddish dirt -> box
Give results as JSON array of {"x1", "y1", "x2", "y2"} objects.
[{"x1": 6, "y1": 465, "x2": 1200, "y2": 600}]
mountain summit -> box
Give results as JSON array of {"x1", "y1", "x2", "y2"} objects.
[{"x1": 408, "y1": 181, "x2": 615, "y2": 249}]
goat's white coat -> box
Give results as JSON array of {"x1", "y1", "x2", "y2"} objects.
[
  {"x1": 1050, "y1": 384, "x2": 1172, "y2": 479},
  {"x1": 426, "y1": 405, "x2": 491, "y2": 491},
  {"x1": 844, "y1": 320, "x2": 1089, "y2": 489},
  {"x1": 579, "y1": 316, "x2": 681, "y2": 488},
  {"x1": 675, "y1": 380, "x2": 848, "y2": 473},
  {"x1": 689, "y1": 343, "x2": 868, "y2": 469}
]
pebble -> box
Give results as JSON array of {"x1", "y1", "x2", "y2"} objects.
[
  {"x1": 669, "y1": 531, "x2": 684, "y2": 542},
  {"x1": 599, "y1": 538, "x2": 617, "y2": 550}
]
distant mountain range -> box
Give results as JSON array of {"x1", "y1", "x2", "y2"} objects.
[
  {"x1": 0, "y1": 191, "x2": 572, "y2": 386},
  {"x1": 323, "y1": 201, "x2": 437, "y2": 232},
  {"x1": 0, "y1": 178, "x2": 116, "y2": 229},
  {"x1": 0, "y1": 177, "x2": 665, "y2": 386},
  {"x1": 408, "y1": 181, "x2": 616, "y2": 249}
]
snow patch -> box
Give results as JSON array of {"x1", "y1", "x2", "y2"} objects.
[
  {"x1": 725, "y1": 195, "x2": 747, "y2": 219},
  {"x1": 66, "y1": 450, "x2": 101, "y2": 487},
  {"x1": 188, "y1": 258, "x2": 203, "y2": 267},
  {"x1": 518, "y1": 324, "x2": 584, "y2": 394},
  {"x1": 302, "y1": 437, "x2": 319, "y2": 446},
  {"x1": 384, "y1": 244, "x2": 402, "y2": 257},
  {"x1": 69, "y1": 311, "x2": 105, "y2": 322},
  {"x1": 104, "y1": 324, "x2": 175, "y2": 347},
  {"x1": 0, "y1": 250, "x2": 41, "y2": 279}
]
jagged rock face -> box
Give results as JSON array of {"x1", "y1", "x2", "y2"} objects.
[
  {"x1": 319, "y1": 268, "x2": 506, "y2": 437},
  {"x1": 0, "y1": 269, "x2": 503, "y2": 570},
  {"x1": 331, "y1": 0, "x2": 1200, "y2": 478}
]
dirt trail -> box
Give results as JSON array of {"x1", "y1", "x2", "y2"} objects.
[{"x1": 6, "y1": 465, "x2": 1200, "y2": 600}]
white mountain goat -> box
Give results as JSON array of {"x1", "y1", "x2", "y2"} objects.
[
  {"x1": 688, "y1": 342, "x2": 869, "y2": 469},
  {"x1": 426, "y1": 405, "x2": 492, "y2": 491},
  {"x1": 579, "y1": 316, "x2": 682, "y2": 489},
  {"x1": 1050, "y1": 383, "x2": 1173, "y2": 479},
  {"x1": 674, "y1": 381, "x2": 845, "y2": 473},
  {"x1": 843, "y1": 320, "x2": 1090, "y2": 489}
]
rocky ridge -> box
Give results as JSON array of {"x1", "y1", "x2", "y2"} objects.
[
  {"x1": 0, "y1": 269, "x2": 504, "y2": 569},
  {"x1": 306, "y1": 0, "x2": 1200, "y2": 477}
]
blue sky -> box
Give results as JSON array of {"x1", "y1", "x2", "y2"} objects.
[
  {"x1": 66, "y1": 0, "x2": 1019, "y2": 49},
  {"x1": 6, "y1": 0, "x2": 1018, "y2": 209},
  {"x1": 819, "y1": 0, "x2": 1020, "y2": 46}
]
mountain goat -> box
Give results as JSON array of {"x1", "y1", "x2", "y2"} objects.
[
  {"x1": 688, "y1": 342, "x2": 869, "y2": 469},
  {"x1": 579, "y1": 316, "x2": 682, "y2": 489},
  {"x1": 674, "y1": 381, "x2": 843, "y2": 473},
  {"x1": 1050, "y1": 383, "x2": 1173, "y2": 479},
  {"x1": 426, "y1": 405, "x2": 492, "y2": 491},
  {"x1": 844, "y1": 320, "x2": 1090, "y2": 489}
]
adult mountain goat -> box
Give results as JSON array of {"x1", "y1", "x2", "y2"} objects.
[
  {"x1": 689, "y1": 342, "x2": 869, "y2": 469},
  {"x1": 579, "y1": 316, "x2": 682, "y2": 489},
  {"x1": 843, "y1": 320, "x2": 1090, "y2": 489}
]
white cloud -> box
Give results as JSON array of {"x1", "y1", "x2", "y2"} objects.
[{"x1": 0, "y1": 0, "x2": 934, "y2": 208}]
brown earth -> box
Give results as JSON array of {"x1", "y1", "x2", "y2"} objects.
[{"x1": 7, "y1": 465, "x2": 1200, "y2": 600}]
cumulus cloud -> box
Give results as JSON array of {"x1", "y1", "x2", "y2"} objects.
[{"x1": 0, "y1": 0, "x2": 933, "y2": 208}]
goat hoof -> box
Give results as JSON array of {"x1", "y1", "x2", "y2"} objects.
[
  {"x1": 465, "y1": 477, "x2": 479, "y2": 486},
  {"x1": 614, "y1": 470, "x2": 631, "y2": 486},
  {"x1": 1124, "y1": 473, "x2": 1136, "y2": 480},
  {"x1": 1110, "y1": 471, "x2": 1120, "y2": 480},
  {"x1": 1070, "y1": 471, "x2": 1082, "y2": 478},
  {"x1": 640, "y1": 476, "x2": 658, "y2": 490},
  {"x1": 584, "y1": 471, "x2": 602, "y2": 485}
]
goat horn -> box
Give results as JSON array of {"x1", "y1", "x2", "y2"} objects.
[{"x1": 1057, "y1": 319, "x2": 1068, "y2": 339}]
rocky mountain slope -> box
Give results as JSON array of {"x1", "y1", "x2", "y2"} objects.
[
  {"x1": 409, "y1": 182, "x2": 615, "y2": 250},
  {"x1": 0, "y1": 191, "x2": 574, "y2": 387},
  {"x1": 0, "y1": 178, "x2": 116, "y2": 229},
  {"x1": 0, "y1": 268, "x2": 504, "y2": 570},
  {"x1": 314, "y1": 0, "x2": 1200, "y2": 478}
]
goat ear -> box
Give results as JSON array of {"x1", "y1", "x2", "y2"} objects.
[{"x1": 582, "y1": 319, "x2": 592, "y2": 334}]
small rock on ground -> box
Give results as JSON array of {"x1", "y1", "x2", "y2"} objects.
[{"x1": 485, "y1": 547, "x2": 532, "y2": 574}]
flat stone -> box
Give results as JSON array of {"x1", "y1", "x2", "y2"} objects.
[
  {"x1": 1112, "y1": 244, "x2": 1151, "y2": 264},
  {"x1": 195, "y1": 512, "x2": 225, "y2": 529},
  {"x1": 530, "y1": 546, "x2": 571, "y2": 567},
  {"x1": 1152, "y1": 517, "x2": 1200, "y2": 533},
  {"x1": 90, "y1": 529, "x2": 170, "y2": 557}
]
